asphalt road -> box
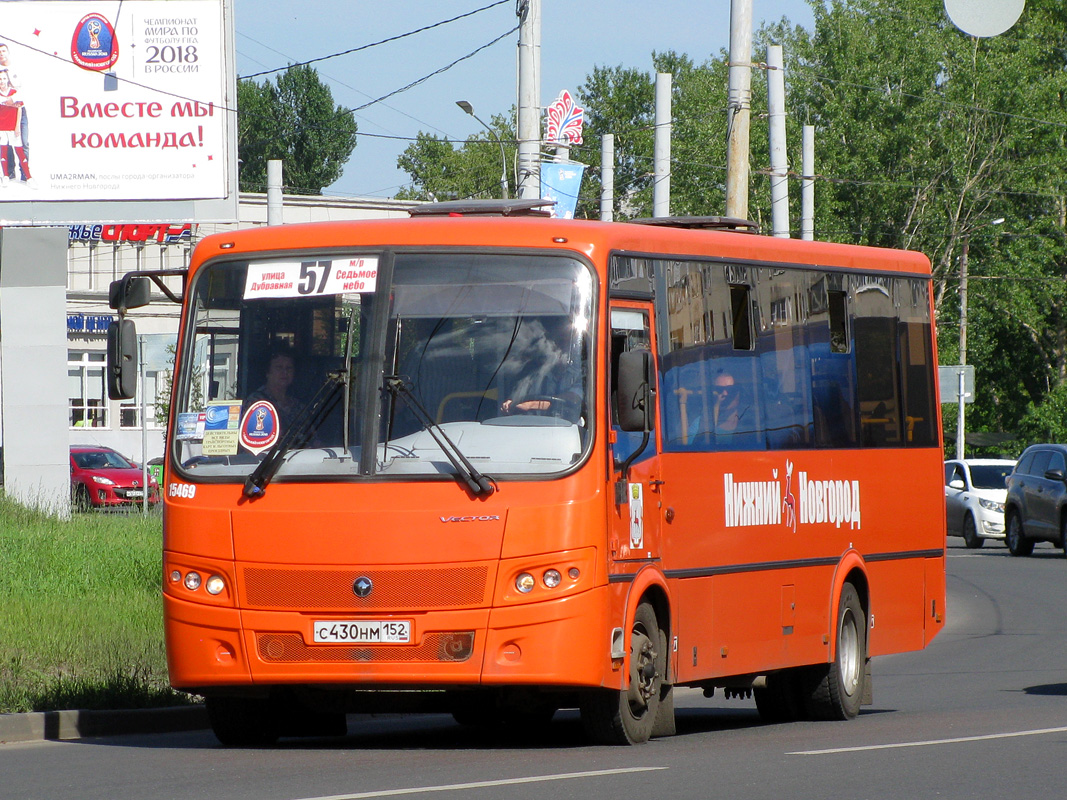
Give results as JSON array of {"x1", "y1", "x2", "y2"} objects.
[{"x1": 5, "y1": 538, "x2": 1067, "y2": 800}]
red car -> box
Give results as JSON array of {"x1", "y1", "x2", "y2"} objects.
[{"x1": 70, "y1": 446, "x2": 160, "y2": 510}]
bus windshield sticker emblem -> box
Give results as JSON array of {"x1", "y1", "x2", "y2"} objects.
[
  {"x1": 353, "y1": 577, "x2": 373, "y2": 598},
  {"x1": 724, "y1": 461, "x2": 861, "y2": 533}
]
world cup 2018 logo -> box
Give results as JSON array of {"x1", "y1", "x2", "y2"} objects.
[
  {"x1": 71, "y1": 13, "x2": 119, "y2": 71},
  {"x1": 240, "y1": 401, "x2": 280, "y2": 455}
]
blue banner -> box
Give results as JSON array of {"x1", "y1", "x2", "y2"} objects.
[{"x1": 540, "y1": 162, "x2": 586, "y2": 220}]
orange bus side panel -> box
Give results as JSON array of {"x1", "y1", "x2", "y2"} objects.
[{"x1": 866, "y1": 558, "x2": 928, "y2": 657}]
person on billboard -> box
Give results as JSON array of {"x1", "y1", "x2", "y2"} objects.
[
  {"x1": 0, "y1": 45, "x2": 30, "y2": 184},
  {"x1": 0, "y1": 68, "x2": 31, "y2": 184}
]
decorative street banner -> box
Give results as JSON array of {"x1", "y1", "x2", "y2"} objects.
[
  {"x1": 0, "y1": 0, "x2": 228, "y2": 202},
  {"x1": 540, "y1": 161, "x2": 585, "y2": 220},
  {"x1": 545, "y1": 90, "x2": 584, "y2": 146}
]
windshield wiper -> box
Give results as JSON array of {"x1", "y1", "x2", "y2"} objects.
[
  {"x1": 383, "y1": 376, "x2": 495, "y2": 497},
  {"x1": 243, "y1": 369, "x2": 347, "y2": 499}
]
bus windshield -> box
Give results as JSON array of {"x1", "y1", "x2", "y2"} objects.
[{"x1": 172, "y1": 251, "x2": 595, "y2": 483}]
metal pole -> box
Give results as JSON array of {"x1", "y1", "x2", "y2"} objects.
[
  {"x1": 801, "y1": 125, "x2": 815, "y2": 241},
  {"x1": 653, "y1": 72, "x2": 672, "y2": 218},
  {"x1": 726, "y1": 0, "x2": 753, "y2": 219},
  {"x1": 139, "y1": 335, "x2": 148, "y2": 514},
  {"x1": 267, "y1": 160, "x2": 283, "y2": 226},
  {"x1": 516, "y1": 0, "x2": 541, "y2": 199},
  {"x1": 457, "y1": 101, "x2": 508, "y2": 198},
  {"x1": 767, "y1": 45, "x2": 789, "y2": 238},
  {"x1": 601, "y1": 133, "x2": 614, "y2": 222},
  {"x1": 956, "y1": 234, "x2": 969, "y2": 459}
]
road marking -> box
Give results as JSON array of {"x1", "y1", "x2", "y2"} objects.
[
  {"x1": 789, "y1": 725, "x2": 1067, "y2": 755},
  {"x1": 291, "y1": 767, "x2": 669, "y2": 800}
]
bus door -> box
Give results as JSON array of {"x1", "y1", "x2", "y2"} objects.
[{"x1": 609, "y1": 303, "x2": 662, "y2": 564}]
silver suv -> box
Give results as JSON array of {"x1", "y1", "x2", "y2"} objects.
[{"x1": 1004, "y1": 444, "x2": 1067, "y2": 557}]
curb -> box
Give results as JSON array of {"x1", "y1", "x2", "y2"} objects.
[{"x1": 0, "y1": 705, "x2": 209, "y2": 744}]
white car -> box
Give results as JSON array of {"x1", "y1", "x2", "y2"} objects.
[{"x1": 944, "y1": 458, "x2": 1016, "y2": 548}]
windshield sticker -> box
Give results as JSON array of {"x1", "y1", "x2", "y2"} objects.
[
  {"x1": 201, "y1": 400, "x2": 242, "y2": 456},
  {"x1": 240, "y1": 400, "x2": 280, "y2": 455},
  {"x1": 244, "y1": 257, "x2": 380, "y2": 300},
  {"x1": 175, "y1": 411, "x2": 205, "y2": 441},
  {"x1": 629, "y1": 483, "x2": 644, "y2": 549}
]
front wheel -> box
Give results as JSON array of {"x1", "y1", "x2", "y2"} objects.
[
  {"x1": 581, "y1": 602, "x2": 667, "y2": 745},
  {"x1": 206, "y1": 696, "x2": 280, "y2": 747},
  {"x1": 962, "y1": 513, "x2": 984, "y2": 549},
  {"x1": 1005, "y1": 511, "x2": 1034, "y2": 556},
  {"x1": 805, "y1": 583, "x2": 866, "y2": 721}
]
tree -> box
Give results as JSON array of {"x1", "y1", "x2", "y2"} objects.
[
  {"x1": 396, "y1": 111, "x2": 515, "y2": 201},
  {"x1": 238, "y1": 65, "x2": 358, "y2": 195}
]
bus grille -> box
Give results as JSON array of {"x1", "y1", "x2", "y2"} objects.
[
  {"x1": 242, "y1": 565, "x2": 490, "y2": 610},
  {"x1": 256, "y1": 632, "x2": 475, "y2": 663}
]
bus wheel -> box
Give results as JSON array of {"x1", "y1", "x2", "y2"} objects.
[
  {"x1": 755, "y1": 669, "x2": 805, "y2": 723},
  {"x1": 805, "y1": 583, "x2": 866, "y2": 721},
  {"x1": 581, "y1": 602, "x2": 665, "y2": 745},
  {"x1": 206, "y1": 696, "x2": 280, "y2": 747}
]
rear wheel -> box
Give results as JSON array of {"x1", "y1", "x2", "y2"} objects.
[
  {"x1": 206, "y1": 696, "x2": 280, "y2": 747},
  {"x1": 805, "y1": 583, "x2": 866, "y2": 721},
  {"x1": 962, "y1": 513, "x2": 984, "y2": 549},
  {"x1": 581, "y1": 602, "x2": 666, "y2": 745},
  {"x1": 1005, "y1": 511, "x2": 1034, "y2": 556}
]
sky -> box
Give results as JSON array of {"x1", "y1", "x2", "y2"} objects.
[{"x1": 232, "y1": 0, "x2": 816, "y2": 199}]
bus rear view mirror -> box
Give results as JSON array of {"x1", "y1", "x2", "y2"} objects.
[
  {"x1": 107, "y1": 319, "x2": 138, "y2": 400},
  {"x1": 618, "y1": 349, "x2": 653, "y2": 432},
  {"x1": 109, "y1": 275, "x2": 151, "y2": 311}
]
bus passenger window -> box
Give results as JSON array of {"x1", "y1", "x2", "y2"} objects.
[
  {"x1": 829, "y1": 290, "x2": 849, "y2": 353},
  {"x1": 730, "y1": 285, "x2": 753, "y2": 351}
]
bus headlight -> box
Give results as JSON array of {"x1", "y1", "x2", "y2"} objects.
[
  {"x1": 542, "y1": 569, "x2": 562, "y2": 588},
  {"x1": 184, "y1": 571, "x2": 202, "y2": 591},
  {"x1": 205, "y1": 575, "x2": 226, "y2": 595},
  {"x1": 516, "y1": 573, "x2": 535, "y2": 593}
]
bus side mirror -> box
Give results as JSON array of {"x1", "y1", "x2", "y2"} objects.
[
  {"x1": 109, "y1": 276, "x2": 151, "y2": 311},
  {"x1": 107, "y1": 319, "x2": 138, "y2": 400},
  {"x1": 618, "y1": 349, "x2": 654, "y2": 432}
]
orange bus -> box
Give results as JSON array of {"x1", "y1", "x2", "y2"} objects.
[{"x1": 109, "y1": 200, "x2": 946, "y2": 746}]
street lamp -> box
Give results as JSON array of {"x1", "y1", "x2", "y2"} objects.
[
  {"x1": 957, "y1": 216, "x2": 1005, "y2": 458},
  {"x1": 456, "y1": 100, "x2": 508, "y2": 199}
]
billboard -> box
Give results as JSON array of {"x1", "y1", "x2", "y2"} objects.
[{"x1": 0, "y1": 0, "x2": 237, "y2": 224}]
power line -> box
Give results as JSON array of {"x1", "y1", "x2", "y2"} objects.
[{"x1": 238, "y1": 0, "x2": 510, "y2": 80}]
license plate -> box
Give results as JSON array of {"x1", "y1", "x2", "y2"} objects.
[
  {"x1": 126, "y1": 490, "x2": 144, "y2": 498},
  {"x1": 313, "y1": 620, "x2": 411, "y2": 644}
]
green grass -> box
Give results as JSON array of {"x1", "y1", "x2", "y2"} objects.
[{"x1": 0, "y1": 495, "x2": 192, "y2": 713}]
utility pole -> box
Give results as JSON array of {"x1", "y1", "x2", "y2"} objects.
[
  {"x1": 725, "y1": 0, "x2": 752, "y2": 220},
  {"x1": 601, "y1": 133, "x2": 614, "y2": 222},
  {"x1": 516, "y1": 0, "x2": 541, "y2": 200},
  {"x1": 267, "y1": 160, "x2": 283, "y2": 226},
  {"x1": 801, "y1": 125, "x2": 815, "y2": 241},
  {"x1": 956, "y1": 217, "x2": 1004, "y2": 458},
  {"x1": 653, "y1": 73, "x2": 672, "y2": 218},
  {"x1": 767, "y1": 45, "x2": 789, "y2": 238}
]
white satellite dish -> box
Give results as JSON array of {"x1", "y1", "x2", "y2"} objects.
[{"x1": 944, "y1": 0, "x2": 1025, "y2": 38}]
